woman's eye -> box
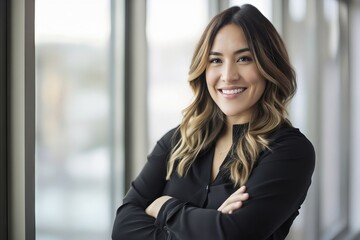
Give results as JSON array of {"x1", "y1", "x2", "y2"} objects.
[
  {"x1": 237, "y1": 56, "x2": 252, "y2": 62},
  {"x1": 209, "y1": 58, "x2": 222, "y2": 64}
]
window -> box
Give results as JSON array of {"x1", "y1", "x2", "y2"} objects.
[
  {"x1": 29, "y1": 1, "x2": 360, "y2": 239},
  {"x1": 35, "y1": 0, "x2": 122, "y2": 239},
  {"x1": 229, "y1": 0, "x2": 273, "y2": 20},
  {"x1": 146, "y1": 0, "x2": 209, "y2": 148},
  {"x1": 284, "y1": 0, "x2": 353, "y2": 239}
]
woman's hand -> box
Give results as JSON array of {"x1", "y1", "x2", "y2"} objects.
[
  {"x1": 218, "y1": 186, "x2": 249, "y2": 214},
  {"x1": 145, "y1": 186, "x2": 248, "y2": 218},
  {"x1": 145, "y1": 196, "x2": 172, "y2": 218}
]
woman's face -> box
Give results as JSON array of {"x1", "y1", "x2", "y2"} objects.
[{"x1": 205, "y1": 24, "x2": 266, "y2": 124}]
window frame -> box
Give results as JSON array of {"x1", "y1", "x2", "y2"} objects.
[
  {"x1": 7, "y1": 0, "x2": 36, "y2": 239},
  {"x1": 0, "y1": 0, "x2": 8, "y2": 239}
]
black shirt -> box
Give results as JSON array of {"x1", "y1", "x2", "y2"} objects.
[{"x1": 112, "y1": 124, "x2": 315, "y2": 240}]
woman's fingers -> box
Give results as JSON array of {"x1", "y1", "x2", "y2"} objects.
[
  {"x1": 217, "y1": 186, "x2": 249, "y2": 213},
  {"x1": 220, "y1": 201, "x2": 243, "y2": 214},
  {"x1": 218, "y1": 186, "x2": 247, "y2": 210},
  {"x1": 218, "y1": 193, "x2": 249, "y2": 213},
  {"x1": 235, "y1": 185, "x2": 247, "y2": 194}
]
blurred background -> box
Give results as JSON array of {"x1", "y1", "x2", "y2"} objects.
[{"x1": 32, "y1": 0, "x2": 359, "y2": 239}]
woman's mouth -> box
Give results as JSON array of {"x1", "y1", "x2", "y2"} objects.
[{"x1": 220, "y1": 87, "x2": 247, "y2": 95}]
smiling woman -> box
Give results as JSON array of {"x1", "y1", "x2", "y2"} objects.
[{"x1": 112, "y1": 4, "x2": 315, "y2": 240}]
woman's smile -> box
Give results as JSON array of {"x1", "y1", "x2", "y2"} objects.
[{"x1": 219, "y1": 87, "x2": 248, "y2": 97}]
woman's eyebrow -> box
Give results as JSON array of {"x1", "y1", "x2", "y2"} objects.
[
  {"x1": 234, "y1": 48, "x2": 250, "y2": 54},
  {"x1": 209, "y1": 47, "x2": 251, "y2": 56}
]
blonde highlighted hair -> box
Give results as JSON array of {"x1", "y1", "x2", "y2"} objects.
[{"x1": 166, "y1": 4, "x2": 296, "y2": 187}]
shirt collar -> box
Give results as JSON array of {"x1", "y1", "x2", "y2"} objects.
[{"x1": 232, "y1": 123, "x2": 249, "y2": 142}]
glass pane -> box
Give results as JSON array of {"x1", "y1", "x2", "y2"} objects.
[
  {"x1": 229, "y1": 0, "x2": 273, "y2": 21},
  {"x1": 320, "y1": 0, "x2": 343, "y2": 234},
  {"x1": 35, "y1": 0, "x2": 113, "y2": 239},
  {"x1": 147, "y1": 0, "x2": 209, "y2": 148}
]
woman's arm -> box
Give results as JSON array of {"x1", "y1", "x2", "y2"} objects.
[
  {"x1": 111, "y1": 128, "x2": 177, "y2": 240},
  {"x1": 111, "y1": 127, "x2": 250, "y2": 240},
  {"x1": 147, "y1": 128, "x2": 315, "y2": 240},
  {"x1": 146, "y1": 186, "x2": 249, "y2": 218}
]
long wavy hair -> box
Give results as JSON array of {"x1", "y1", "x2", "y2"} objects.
[{"x1": 166, "y1": 4, "x2": 296, "y2": 187}]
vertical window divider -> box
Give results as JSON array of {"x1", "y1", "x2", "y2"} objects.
[
  {"x1": 110, "y1": 0, "x2": 126, "y2": 219},
  {"x1": 8, "y1": 0, "x2": 36, "y2": 239},
  {"x1": 349, "y1": 0, "x2": 360, "y2": 238},
  {"x1": 209, "y1": 0, "x2": 229, "y2": 18},
  {"x1": 124, "y1": 0, "x2": 148, "y2": 187},
  {"x1": 0, "y1": 0, "x2": 8, "y2": 239},
  {"x1": 335, "y1": 0, "x2": 351, "y2": 238}
]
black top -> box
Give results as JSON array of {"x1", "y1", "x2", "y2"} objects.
[{"x1": 112, "y1": 124, "x2": 315, "y2": 240}]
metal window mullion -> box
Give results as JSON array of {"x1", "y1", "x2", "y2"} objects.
[
  {"x1": 348, "y1": 0, "x2": 360, "y2": 238},
  {"x1": 208, "y1": 0, "x2": 229, "y2": 19},
  {"x1": 124, "y1": 0, "x2": 148, "y2": 187},
  {"x1": 272, "y1": 0, "x2": 284, "y2": 35},
  {"x1": 0, "y1": 0, "x2": 8, "y2": 239},
  {"x1": 109, "y1": 0, "x2": 126, "y2": 217},
  {"x1": 8, "y1": 0, "x2": 35, "y2": 239}
]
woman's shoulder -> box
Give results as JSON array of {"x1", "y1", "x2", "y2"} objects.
[
  {"x1": 147, "y1": 126, "x2": 180, "y2": 159},
  {"x1": 154, "y1": 125, "x2": 180, "y2": 150},
  {"x1": 255, "y1": 123, "x2": 316, "y2": 175},
  {"x1": 269, "y1": 122, "x2": 313, "y2": 147},
  {"x1": 160, "y1": 125, "x2": 180, "y2": 142},
  {"x1": 265, "y1": 123, "x2": 316, "y2": 163}
]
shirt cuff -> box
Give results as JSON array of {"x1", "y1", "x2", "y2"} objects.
[{"x1": 154, "y1": 197, "x2": 186, "y2": 230}]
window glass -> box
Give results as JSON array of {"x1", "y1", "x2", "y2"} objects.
[
  {"x1": 229, "y1": 0, "x2": 273, "y2": 21},
  {"x1": 319, "y1": 1, "x2": 343, "y2": 234},
  {"x1": 285, "y1": 0, "x2": 347, "y2": 239},
  {"x1": 147, "y1": 0, "x2": 209, "y2": 148},
  {"x1": 35, "y1": 0, "x2": 113, "y2": 239}
]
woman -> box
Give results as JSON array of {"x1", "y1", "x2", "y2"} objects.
[{"x1": 112, "y1": 4, "x2": 315, "y2": 240}]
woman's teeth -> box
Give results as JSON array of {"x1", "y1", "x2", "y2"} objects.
[{"x1": 221, "y1": 88, "x2": 246, "y2": 95}]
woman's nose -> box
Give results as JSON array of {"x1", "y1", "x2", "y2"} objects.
[{"x1": 221, "y1": 63, "x2": 239, "y2": 82}]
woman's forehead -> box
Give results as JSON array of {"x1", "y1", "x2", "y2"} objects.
[{"x1": 210, "y1": 24, "x2": 249, "y2": 52}]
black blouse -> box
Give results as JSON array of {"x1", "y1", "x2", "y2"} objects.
[{"x1": 112, "y1": 124, "x2": 315, "y2": 240}]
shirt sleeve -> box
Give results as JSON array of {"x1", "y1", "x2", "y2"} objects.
[
  {"x1": 153, "y1": 128, "x2": 315, "y2": 240},
  {"x1": 111, "y1": 128, "x2": 177, "y2": 240}
]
